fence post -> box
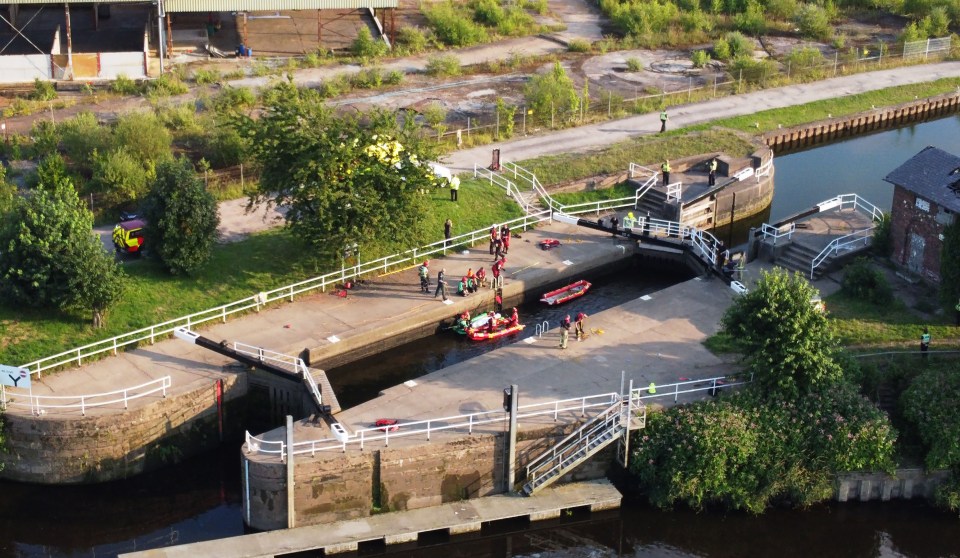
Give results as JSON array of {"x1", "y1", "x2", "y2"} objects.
[
  {"x1": 833, "y1": 51, "x2": 838, "y2": 76},
  {"x1": 738, "y1": 69, "x2": 743, "y2": 91},
  {"x1": 713, "y1": 75, "x2": 717, "y2": 97},
  {"x1": 495, "y1": 110, "x2": 500, "y2": 140},
  {"x1": 687, "y1": 77, "x2": 692, "y2": 101},
  {"x1": 467, "y1": 116, "x2": 471, "y2": 140},
  {"x1": 607, "y1": 91, "x2": 611, "y2": 117},
  {"x1": 522, "y1": 106, "x2": 526, "y2": 135},
  {"x1": 551, "y1": 100, "x2": 555, "y2": 129},
  {"x1": 240, "y1": 163, "x2": 244, "y2": 190}
]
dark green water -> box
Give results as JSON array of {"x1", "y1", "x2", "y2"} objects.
[{"x1": 2, "y1": 115, "x2": 959, "y2": 558}]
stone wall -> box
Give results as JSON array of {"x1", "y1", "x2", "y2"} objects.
[
  {"x1": 0, "y1": 374, "x2": 246, "y2": 484},
  {"x1": 836, "y1": 468, "x2": 951, "y2": 502},
  {"x1": 890, "y1": 185, "x2": 951, "y2": 282}
]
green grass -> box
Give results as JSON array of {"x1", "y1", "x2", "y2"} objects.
[
  {"x1": 520, "y1": 129, "x2": 755, "y2": 186},
  {"x1": 0, "y1": 179, "x2": 522, "y2": 366},
  {"x1": 825, "y1": 292, "x2": 960, "y2": 348},
  {"x1": 549, "y1": 182, "x2": 638, "y2": 205},
  {"x1": 691, "y1": 77, "x2": 960, "y2": 135}
]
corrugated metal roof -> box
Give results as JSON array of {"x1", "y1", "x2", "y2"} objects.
[{"x1": 6, "y1": 0, "x2": 398, "y2": 9}]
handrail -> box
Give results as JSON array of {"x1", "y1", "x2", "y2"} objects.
[
  {"x1": 18, "y1": 207, "x2": 550, "y2": 378},
  {"x1": 233, "y1": 342, "x2": 323, "y2": 406},
  {"x1": 666, "y1": 182, "x2": 682, "y2": 202},
  {"x1": 760, "y1": 222, "x2": 795, "y2": 245},
  {"x1": 245, "y1": 374, "x2": 749, "y2": 460},
  {"x1": 628, "y1": 163, "x2": 656, "y2": 180},
  {"x1": 1, "y1": 376, "x2": 171, "y2": 416},
  {"x1": 524, "y1": 401, "x2": 622, "y2": 478},
  {"x1": 634, "y1": 172, "x2": 659, "y2": 203},
  {"x1": 809, "y1": 227, "x2": 874, "y2": 278},
  {"x1": 557, "y1": 195, "x2": 637, "y2": 216},
  {"x1": 756, "y1": 156, "x2": 774, "y2": 181}
]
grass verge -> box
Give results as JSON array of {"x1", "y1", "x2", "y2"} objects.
[{"x1": 0, "y1": 180, "x2": 522, "y2": 366}]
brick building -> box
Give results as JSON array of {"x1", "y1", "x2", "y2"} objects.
[{"x1": 883, "y1": 146, "x2": 960, "y2": 282}]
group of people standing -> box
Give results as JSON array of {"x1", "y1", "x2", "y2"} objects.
[{"x1": 558, "y1": 312, "x2": 588, "y2": 349}]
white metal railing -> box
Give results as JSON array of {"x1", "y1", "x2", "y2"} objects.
[
  {"x1": 524, "y1": 400, "x2": 623, "y2": 482},
  {"x1": 245, "y1": 374, "x2": 750, "y2": 460},
  {"x1": 666, "y1": 182, "x2": 682, "y2": 202},
  {"x1": 18, "y1": 208, "x2": 551, "y2": 379},
  {"x1": 760, "y1": 222, "x2": 795, "y2": 245},
  {"x1": 628, "y1": 163, "x2": 656, "y2": 180},
  {"x1": 501, "y1": 160, "x2": 560, "y2": 213},
  {"x1": 816, "y1": 193, "x2": 884, "y2": 223},
  {"x1": 756, "y1": 156, "x2": 774, "y2": 181},
  {"x1": 810, "y1": 227, "x2": 874, "y2": 278},
  {"x1": 557, "y1": 195, "x2": 637, "y2": 216},
  {"x1": 233, "y1": 342, "x2": 323, "y2": 407},
  {"x1": 0, "y1": 376, "x2": 171, "y2": 416},
  {"x1": 634, "y1": 172, "x2": 659, "y2": 202},
  {"x1": 535, "y1": 320, "x2": 550, "y2": 337}
]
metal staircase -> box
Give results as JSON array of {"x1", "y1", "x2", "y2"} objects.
[{"x1": 521, "y1": 393, "x2": 645, "y2": 496}]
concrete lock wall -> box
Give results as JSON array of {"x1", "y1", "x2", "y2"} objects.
[
  {"x1": 100, "y1": 51, "x2": 147, "y2": 79},
  {"x1": 246, "y1": 421, "x2": 615, "y2": 531},
  {"x1": 836, "y1": 468, "x2": 951, "y2": 502},
  {"x1": 0, "y1": 374, "x2": 247, "y2": 484},
  {"x1": 0, "y1": 54, "x2": 52, "y2": 82}
]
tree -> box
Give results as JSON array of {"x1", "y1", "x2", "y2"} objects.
[
  {"x1": 0, "y1": 164, "x2": 16, "y2": 215},
  {"x1": 940, "y1": 221, "x2": 960, "y2": 312},
  {"x1": 0, "y1": 170, "x2": 124, "y2": 326},
  {"x1": 524, "y1": 62, "x2": 580, "y2": 124},
  {"x1": 142, "y1": 158, "x2": 220, "y2": 275},
  {"x1": 238, "y1": 82, "x2": 440, "y2": 260},
  {"x1": 720, "y1": 268, "x2": 842, "y2": 399},
  {"x1": 89, "y1": 147, "x2": 153, "y2": 208}
]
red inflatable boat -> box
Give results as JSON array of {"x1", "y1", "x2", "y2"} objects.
[{"x1": 540, "y1": 280, "x2": 591, "y2": 306}]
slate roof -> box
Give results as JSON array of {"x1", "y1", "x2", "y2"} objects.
[{"x1": 884, "y1": 146, "x2": 960, "y2": 214}]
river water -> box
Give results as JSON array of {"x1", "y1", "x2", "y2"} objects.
[{"x1": 3, "y1": 115, "x2": 960, "y2": 558}]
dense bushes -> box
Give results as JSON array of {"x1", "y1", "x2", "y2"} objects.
[
  {"x1": 524, "y1": 62, "x2": 581, "y2": 124},
  {"x1": 631, "y1": 386, "x2": 896, "y2": 512},
  {"x1": 902, "y1": 367, "x2": 960, "y2": 512},
  {"x1": 424, "y1": 2, "x2": 489, "y2": 46},
  {"x1": 841, "y1": 258, "x2": 893, "y2": 305}
]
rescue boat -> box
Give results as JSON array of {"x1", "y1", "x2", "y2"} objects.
[
  {"x1": 467, "y1": 322, "x2": 525, "y2": 341},
  {"x1": 540, "y1": 280, "x2": 591, "y2": 306},
  {"x1": 452, "y1": 312, "x2": 501, "y2": 335}
]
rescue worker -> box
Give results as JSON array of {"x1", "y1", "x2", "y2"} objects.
[
  {"x1": 660, "y1": 110, "x2": 668, "y2": 133},
  {"x1": 489, "y1": 226, "x2": 499, "y2": 255},
  {"x1": 559, "y1": 314, "x2": 571, "y2": 349},
  {"x1": 494, "y1": 237, "x2": 504, "y2": 262},
  {"x1": 450, "y1": 176, "x2": 460, "y2": 201},
  {"x1": 466, "y1": 268, "x2": 477, "y2": 293},
  {"x1": 476, "y1": 267, "x2": 487, "y2": 289},
  {"x1": 611, "y1": 215, "x2": 619, "y2": 237},
  {"x1": 457, "y1": 277, "x2": 468, "y2": 297},
  {"x1": 661, "y1": 160, "x2": 671, "y2": 186},
  {"x1": 418, "y1": 261, "x2": 430, "y2": 293},
  {"x1": 434, "y1": 268, "x2": 449, "y2": 301},
  {"x1": 708, "y1": 158, "x2": 718, "y2": 186},
  {"x1": 508, "y1": 307, "x2": 519, "y2": 327},
  {"x1": 920, "y1": 327, "x2": 931, "y2": 360},
  {"x1": 502, "y1": 225, "x2": 511, "y2": 254},
  {"x1": 457, "y1": 311, "x2": 471, "y2": 332},
  {"x1": 492, "y1": 257, "x2": 506, "y2": 289},
  {"x1": 575, "y1": 312, "x2": 587, "y2": 340}
]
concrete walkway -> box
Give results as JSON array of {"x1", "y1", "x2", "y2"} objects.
[{"x1": 444, "y1": 61, "x2": 960, "y2": 172}]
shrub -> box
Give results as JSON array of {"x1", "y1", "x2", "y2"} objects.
[
  {"x1": 626, "y1": 57, "x2": 643, "y2": 71},
  {"x1": 385, "y1": 70, "x2": 404, "y2": 85},
  {"x1": 922, "y1": 7, "x2": 950, "y2": 36},
  {"x1": 902, "y1": 368, "x2": 960, "y2": 470},
  {"x1": 713, "y1": 36, "x2": 732, "y2": 60},
  {"x1": 734, "y1": 0, "x2": 766, "y2": 35},
  {"x1": 29, "y1": 78, "x2": 57, "y2": 101},
  {"x1": 29, "y1": 120, "x2": 59, "y2": 159},
  {"x1": 785, "y1": 46, "x2": 827, "y2": 79},
  {"x1": 89, "y1": 147, "x2": 152, "y2": 207},
  {"x1": 522, "y1": 0, "x2": 549, "y2": 14},
  {"x1": 59, "y1": 112, "x2": 110, "y2": 168},
  {"x1": 795, "y1": 3, "x2": 832, "y2": 40},
  {"x1": 631, "y1": 386, "x2": 895, "y2": 512},
  {"x1": 421, "y1": 102, "x2": 448, "y2": 138},
  {"x1": 424, "y1": 2, "x2": 488, "y2": 46},
  {"x1": 112, "y1": 74, "x2": 141, "y2": 96},
  {"x1": 192, "y1": 68, "x2": 222, "y2": 85},
  {"x1": 524, "y1": 61, "x2": 580, "y2": 124},
  {"x1": 425, "y1": 53, "x2": 462, "y2": 76},
  {"x1": 111, "y1": 111, "x2": 173, "y2": 165},
  {"x1": 472, "y1": 0, "x2": 506, "y2": 26},
  {"x1": 396, "y1": 27, "x2": 429, "y2": 54},
  {"x1": 679, "y1": 8, "x2": 713, "y2": 32},
  {"x1": 766, "y1": 0, "x2": 798, "y2": 19},
  {"x1": 691, "y1": 49, "x2": 711, "y2": 67},
  {"x1": 568, "y1": 38, "x2": 592, "y2": 52},
  {"x1": 350, "y1": 67, "x2": 385, "y2": 89},
  {"x1": 145, "y1": 73, "x2": 189, "y2": 98},
  {"x1": 841, "y1": 258, "x2": 893, "y2": 305},
  {"x1": 155, "y1": 102, "x2": 200, "y2": 132},
  {"x1": 725, "y1": 31, "x2": 753, "y2": 57},
  {"x1": 729, "y1": 56, "x2": 777, "y2": 83},
  {"x1": 351, "y1": 26, "x2": 389, "y2": 59},
  {"x1": 496, "y1": 97, "x2": 516, "y2": 138},
  {"x1": 602, "y1": 0, "x2": 679, "y2": 36},
  {"x1": 497, "y1": 5, "x2": 538, "y2": 36},
  {"x1": 209, "y1": 86, "x2": 256, "y2": 113},
  {"x1": 872, "y1": 212, "x2": 892, "y2": 256}
]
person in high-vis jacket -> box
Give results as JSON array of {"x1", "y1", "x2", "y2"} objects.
[{"x1": 709, "y1": 158, "x2": 718, "y2": 186}]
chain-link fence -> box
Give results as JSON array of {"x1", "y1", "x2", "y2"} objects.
[{"x1": 429, "y1": 35, "x2": 954, "y2": 147}]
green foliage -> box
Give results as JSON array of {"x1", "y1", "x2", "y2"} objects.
[
  {"x1": 396, "y1": 27, "x2": 429, "y2": 54},
  {"x1": 351, "y1": 26, "x2": 389, "y2": 59},
  {"x1": 144, "y1": 73, "x2": 190, "y2": 98},
  {"x1": 350, "y1": 67, "x2": 386, "y2": 89},
  {"x1": 496, "y1": 97, "x2": 516, "y2": 138},
  {"x1": 921, "y1": 7, "x2": 951, "y2": 36},
  {"x1": 192, "y1": 68, "x2": 222, "y2": 85},
  {"x1": 902, "y1": 368, "x2": 960, "y2": 470},
  {"x1": 734, "y1": 0, "x2": 766, "y2": 34},
  {"x1": 679, "y1": 8, "x2": 713, "y2": 32},
  {"x1": 939, "y1": 221, "x2": 960, "y2": 312},
  {"x1": 626, "y1": 57, "x2": 643, "y2": 71},
  {"x1": 386, "y1": 70, "x2": 404, "y2": 85},
  {"x1": 795, "y1": 3, "x2": 832, "y2": 40},
  {"x1": 142, "y1": 158, "x2": 220, "y2": 275},
  {"x1": 631, "y1": 386, "x2": 896, "y2": 512},
  {"x1": 59, "y1": 112, "x2": 110, "y2": 168},
  {"x1": 934, "y1": 475, "x2": 960, "y2": 514},
  {"x1": 871, "y1": 212, "x2": 892, "y2": 257},
  {"x1": 89, "y1": 147, "x2": 153, "y2": 207},
  {"x1": 472, "y1": 0, "x2": 506, "y2": 26},
  {"x1": 730, "y1": 56, "x2": 778, "y2": 84},
  {"x1": 691, "y1": 49, "x2": 711, "y2": 68},
  {"x1": 209, "y1": 86, "x2": 257, "y2": 114},
  {"x1": 111, "y1": 112, "x2": 173, "y2": 166},
  {"x1": 238, "y1": 82, "x2": 441, "y2": 260},
  {"x1": 524, "y1": 62, "x2": 580, "y2": 124},
  {"x1": 425, "y1": 54, "x2": 463, "y2": 77},
  {"x1": 29, "y1": 78, "x2": 57, "y2": 101},
  {"x1": 766, "y1": 0, "x2": 799, "y2": 19},
  {"x1": 424, "y1": 2, "x2": 488, "y2": 46},
  {"x1": 496, "y1": 5, "x2": 537, "y2": 36},
  {"x1": 899, "y1": 21, "x2": 928, "y2": 43},
  {"x1": 841, "y1": 258, "x2": 893, "y2": 305},
  {"x1": 0, "y1": 169, "x2": 124, "y2": 325},
  {"x1": 29, "y1": 119, "x2": 59, "y2": 159},
  {"x1": 0, "y1": 164, "x2": 16, "y2": 216},
  {"x1": 567, "y1": 38, "x2": 592, "y2": 52},
  {"x1": 522, "y1": 0, "x2": 549, "y2": 14},
  {"x1": 600, "y1": 0, "x2": 679, "y2": 36},
  {"x1": 721, "y1": 268, "x2": 843, "y2": 399},
  {"x1": 421, "y1": 102, "x2": 448, "y2": 138},
  {"x1": 713, "y1": 36, "x2": 732, "y2": 60},
  {"x1": 725, "y1": 31, "x2": 753, "y2": 58}
]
